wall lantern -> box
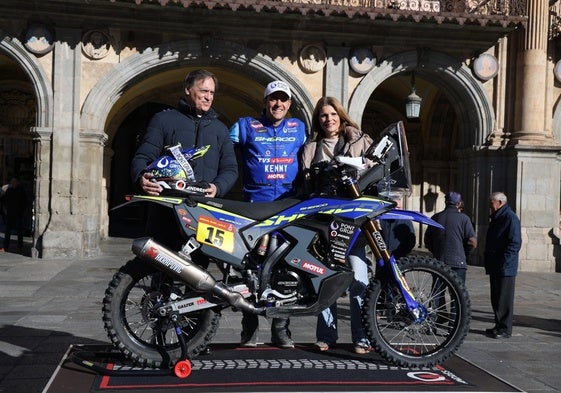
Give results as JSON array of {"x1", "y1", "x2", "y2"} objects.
[{"x1": 405, "y1": 72, "x2": 422, "y2": 119}]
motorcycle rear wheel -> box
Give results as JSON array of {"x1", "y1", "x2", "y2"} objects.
[
  {"x1": 102, "y1": 258, "x2": 220, "y2": 368},
  {"x1": 362, "y1": 255, "x2": 470, "y2": 368}
]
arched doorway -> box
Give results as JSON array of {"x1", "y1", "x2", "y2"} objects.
[
  {"x1": 0, "y1": 52, "x2": 35, "y2": 252},
  {"x1": 0, "y1": 33, "x2": 56, "y2": 256},
  {"x1": 81, "y1": 39, "x2": 316, "y2": 237},
  {"x1": 352, "y1": 50, "x2": 494, "y2": 245}
]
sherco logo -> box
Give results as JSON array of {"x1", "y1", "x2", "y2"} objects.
[
  {"x1": 154, "y1": 253, "x2": 183, "y2": 274},
  {"x1": 255, "y1": 136, "x2": 297, "y2": 142},
  {"x1": 302, "y1": 261, "x2": 325, "y2": 275}
]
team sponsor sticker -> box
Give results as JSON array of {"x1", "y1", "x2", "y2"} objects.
[{"x1": 196, "y1": 216, "x2": 235, "y2": 253}]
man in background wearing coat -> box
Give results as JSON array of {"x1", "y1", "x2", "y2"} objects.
[{"x1": 484, "y1": 192, "x2": 521, "y2": 339}]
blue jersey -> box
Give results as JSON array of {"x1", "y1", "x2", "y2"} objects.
[{"x1": 230, "y1": 115, "x2": 306, "y2": 202}]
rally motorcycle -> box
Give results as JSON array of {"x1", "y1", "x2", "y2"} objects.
[{"x1": 102, "y1": 121, "x2": 470, "y2": 371}]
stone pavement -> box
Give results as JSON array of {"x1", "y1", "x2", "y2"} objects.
[{"x1": 1, "y1": 236, "x2": 560, "y2": 393}]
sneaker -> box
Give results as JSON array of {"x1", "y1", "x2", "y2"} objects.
[
  {"x1": 353, "y1": 338, "x2": 372, "y2": 354},
  {"x1": 314, "y1": 341, "x2": 330, "y2": 351}
]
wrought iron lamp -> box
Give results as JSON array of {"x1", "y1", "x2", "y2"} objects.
[{"x1": 405, "y1": 72, "x2": 422, "y2": 119}]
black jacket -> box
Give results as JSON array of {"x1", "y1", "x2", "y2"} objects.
[
  {"x1": 424, "y1": 205, "x2": 477, "y2": 269},
  {"x1": 131, "y1": 98, "x2": 238, "y2": 197},
  {"x1": 484, "y1": 204, "x2": 521, "y2": 277}
]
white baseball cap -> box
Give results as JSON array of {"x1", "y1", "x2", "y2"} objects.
[{"x1": 264, "y1": 80, "x2": 291, "y2": 99}]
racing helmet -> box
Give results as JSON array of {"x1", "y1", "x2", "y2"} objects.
[{"x1": 144, "y1": 144, "x2": 210, "y2": 194}]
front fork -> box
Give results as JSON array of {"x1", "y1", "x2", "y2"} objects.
[
  {"x1": 361, "y1": 220, "x2": 421, "y2": 316},
  {"x1": 346, "y1": 181, "x2": 423, "y2": 320}
]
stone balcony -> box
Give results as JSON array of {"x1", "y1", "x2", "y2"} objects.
[
  {"x1": 119, "y1": 0, "x2": 527, "y2": 27},
  {"x1": 278, "y1": 0, "x2": 525, "y2": 17}
]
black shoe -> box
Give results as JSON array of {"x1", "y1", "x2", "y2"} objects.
[
  {"x1": 485, "y1": 327, "x2": 498, "y2": 336},
  {"x1": 240, "y1": 329, "x2": 258, "y2": 347},
  {"x1": 241, "y1": 313, "x2": 259, "y2": 347},
  {"x1": 271, "y1": 318, "x2": 294, "y2": 349},
  {"x1": 492, "y1": 331, "x2": 511, "y2": 339}
]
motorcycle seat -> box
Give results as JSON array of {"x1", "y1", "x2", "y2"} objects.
[{"x1": 190, "y1": 196, "x2": 304, "y2": 221}]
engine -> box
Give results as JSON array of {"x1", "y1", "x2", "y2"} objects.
[{"x1": 263, "y1": 268, "x2": 306, "y2": 306}]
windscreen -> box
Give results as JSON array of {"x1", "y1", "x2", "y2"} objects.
[{"x1": 358, "y1": 121, "x2": 412, "y2": 197}]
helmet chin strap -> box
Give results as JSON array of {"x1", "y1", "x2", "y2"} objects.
[{"x1": 168, "y1": 144, "x2": 196, "y2": 181}]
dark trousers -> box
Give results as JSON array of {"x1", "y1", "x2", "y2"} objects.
[
  {"x1": 451, "y1": 267, "x2": 466, "y2": 283},
  {"x1": 489, "y1": 275, "x2": 516, "y2": 334},
  {"x1": 3, "y1": 215, "x2": 24, "y2": 250}
]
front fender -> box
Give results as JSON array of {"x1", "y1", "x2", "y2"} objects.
[{"x1": 377, "y1": 209, "x2": 444, "y2": 229}]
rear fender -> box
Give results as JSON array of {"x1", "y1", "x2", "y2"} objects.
[{"x1": 111, "y1": 195, "x2": 185, "y2": 211}]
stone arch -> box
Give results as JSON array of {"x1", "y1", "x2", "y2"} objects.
[
  {"x1": 81, "y1": 39, "x2": 316, "y2": 135},
  {"x1": 349, "y1": 50, "x2": 494, "y2": 148},
  {"x1": 81, "y1": 39, "x2": 317, "y2": 235},
  {"x1": 0, "y1": 33, "x2": 54, "y2": 127},
  {"x1": 1, "y1": 33, "x2": 55, "y2": 257}
]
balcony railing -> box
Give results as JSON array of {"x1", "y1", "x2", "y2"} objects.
[
  {"x1": 111, "y1": 0, "x2": 527, "y2": 26},
  {"x1": 275, "y1": 0, "x2": 526, "y2": 17}
]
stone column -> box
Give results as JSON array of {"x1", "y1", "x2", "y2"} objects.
[
  {"x1": 40, "y1": 27, "x2": 84, "y2": 258},
  {"x1": 513, "y1": 0, "x2": 551, "y2": 143},
  {"x1": 504, "y1": 0, "x2": 561, "y2": 272},
  {"x1": 325, "y1": 46, "x2": 350, "y2": 107}
]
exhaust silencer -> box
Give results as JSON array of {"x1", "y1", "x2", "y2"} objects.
[{"x1": 132, "y1": 237, "x2": 262, "y2": 314}]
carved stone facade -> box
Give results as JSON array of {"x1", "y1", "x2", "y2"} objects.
[{"x1": 2, "y1": 0, "x2": 561, "y2": 273}]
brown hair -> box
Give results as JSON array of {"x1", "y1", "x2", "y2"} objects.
[
  {"x1": 183, "y1": 69, "x2": 219, "y2": 91},
  {"x1": 310, "y1": 96, "x2": 359, "y2": 141}
]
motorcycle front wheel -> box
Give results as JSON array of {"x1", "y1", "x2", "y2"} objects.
[
  {"x1": 102, "y1": 258, "x2": 220, "y2": 368},
  {"x1": 362, "y1": 255, "x2": 471, "y2": 368}
]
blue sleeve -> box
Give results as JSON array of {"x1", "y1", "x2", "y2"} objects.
[
  {"x1": 299, "y1": 120, "x2": 308, "y2": 144},
  {"x1": 229, "y1": 121, "x2": 241, "y2": 145}
]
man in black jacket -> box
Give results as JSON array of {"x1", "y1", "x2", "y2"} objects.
[
  {"x1": 130, "y1": 69, "x2": 238, "y2": 253},
  {"x1": 424, "y1": 191, "x2": 477, "y2": 283},
  {"x1": 131, "y1": 69, "x2": 238, "y2": 198},
  {"x1": 483, "y1": 192, "x2": 521, "y2": 339}
]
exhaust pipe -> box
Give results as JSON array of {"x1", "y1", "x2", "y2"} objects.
[{"x1": 132, "y1": 237, "x2": 262, "y2": 315}]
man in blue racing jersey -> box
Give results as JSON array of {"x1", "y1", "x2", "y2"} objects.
[
  {"x1": 230, "y1": 80, "x2": 307, "y2": 348},
  {"x1": 230, "y1": 80, "x2": 307, "y2": 202}
]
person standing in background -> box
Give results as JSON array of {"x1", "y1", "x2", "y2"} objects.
[
  {"x1": 1, "y1": 176, "x2": 28, "y2": 253},
  {"x1": 484, "y1": 192, "x2": 521, "y2": 339},
  {"x1": 378, "y1": 194, "x2": 416, "y2": 260},
  {"x1": 424, "y1": 191, "x2": 477, "y2": 283},
  {"x1": 230, "y1": 80, "x2": 307, "y2": 349}
]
